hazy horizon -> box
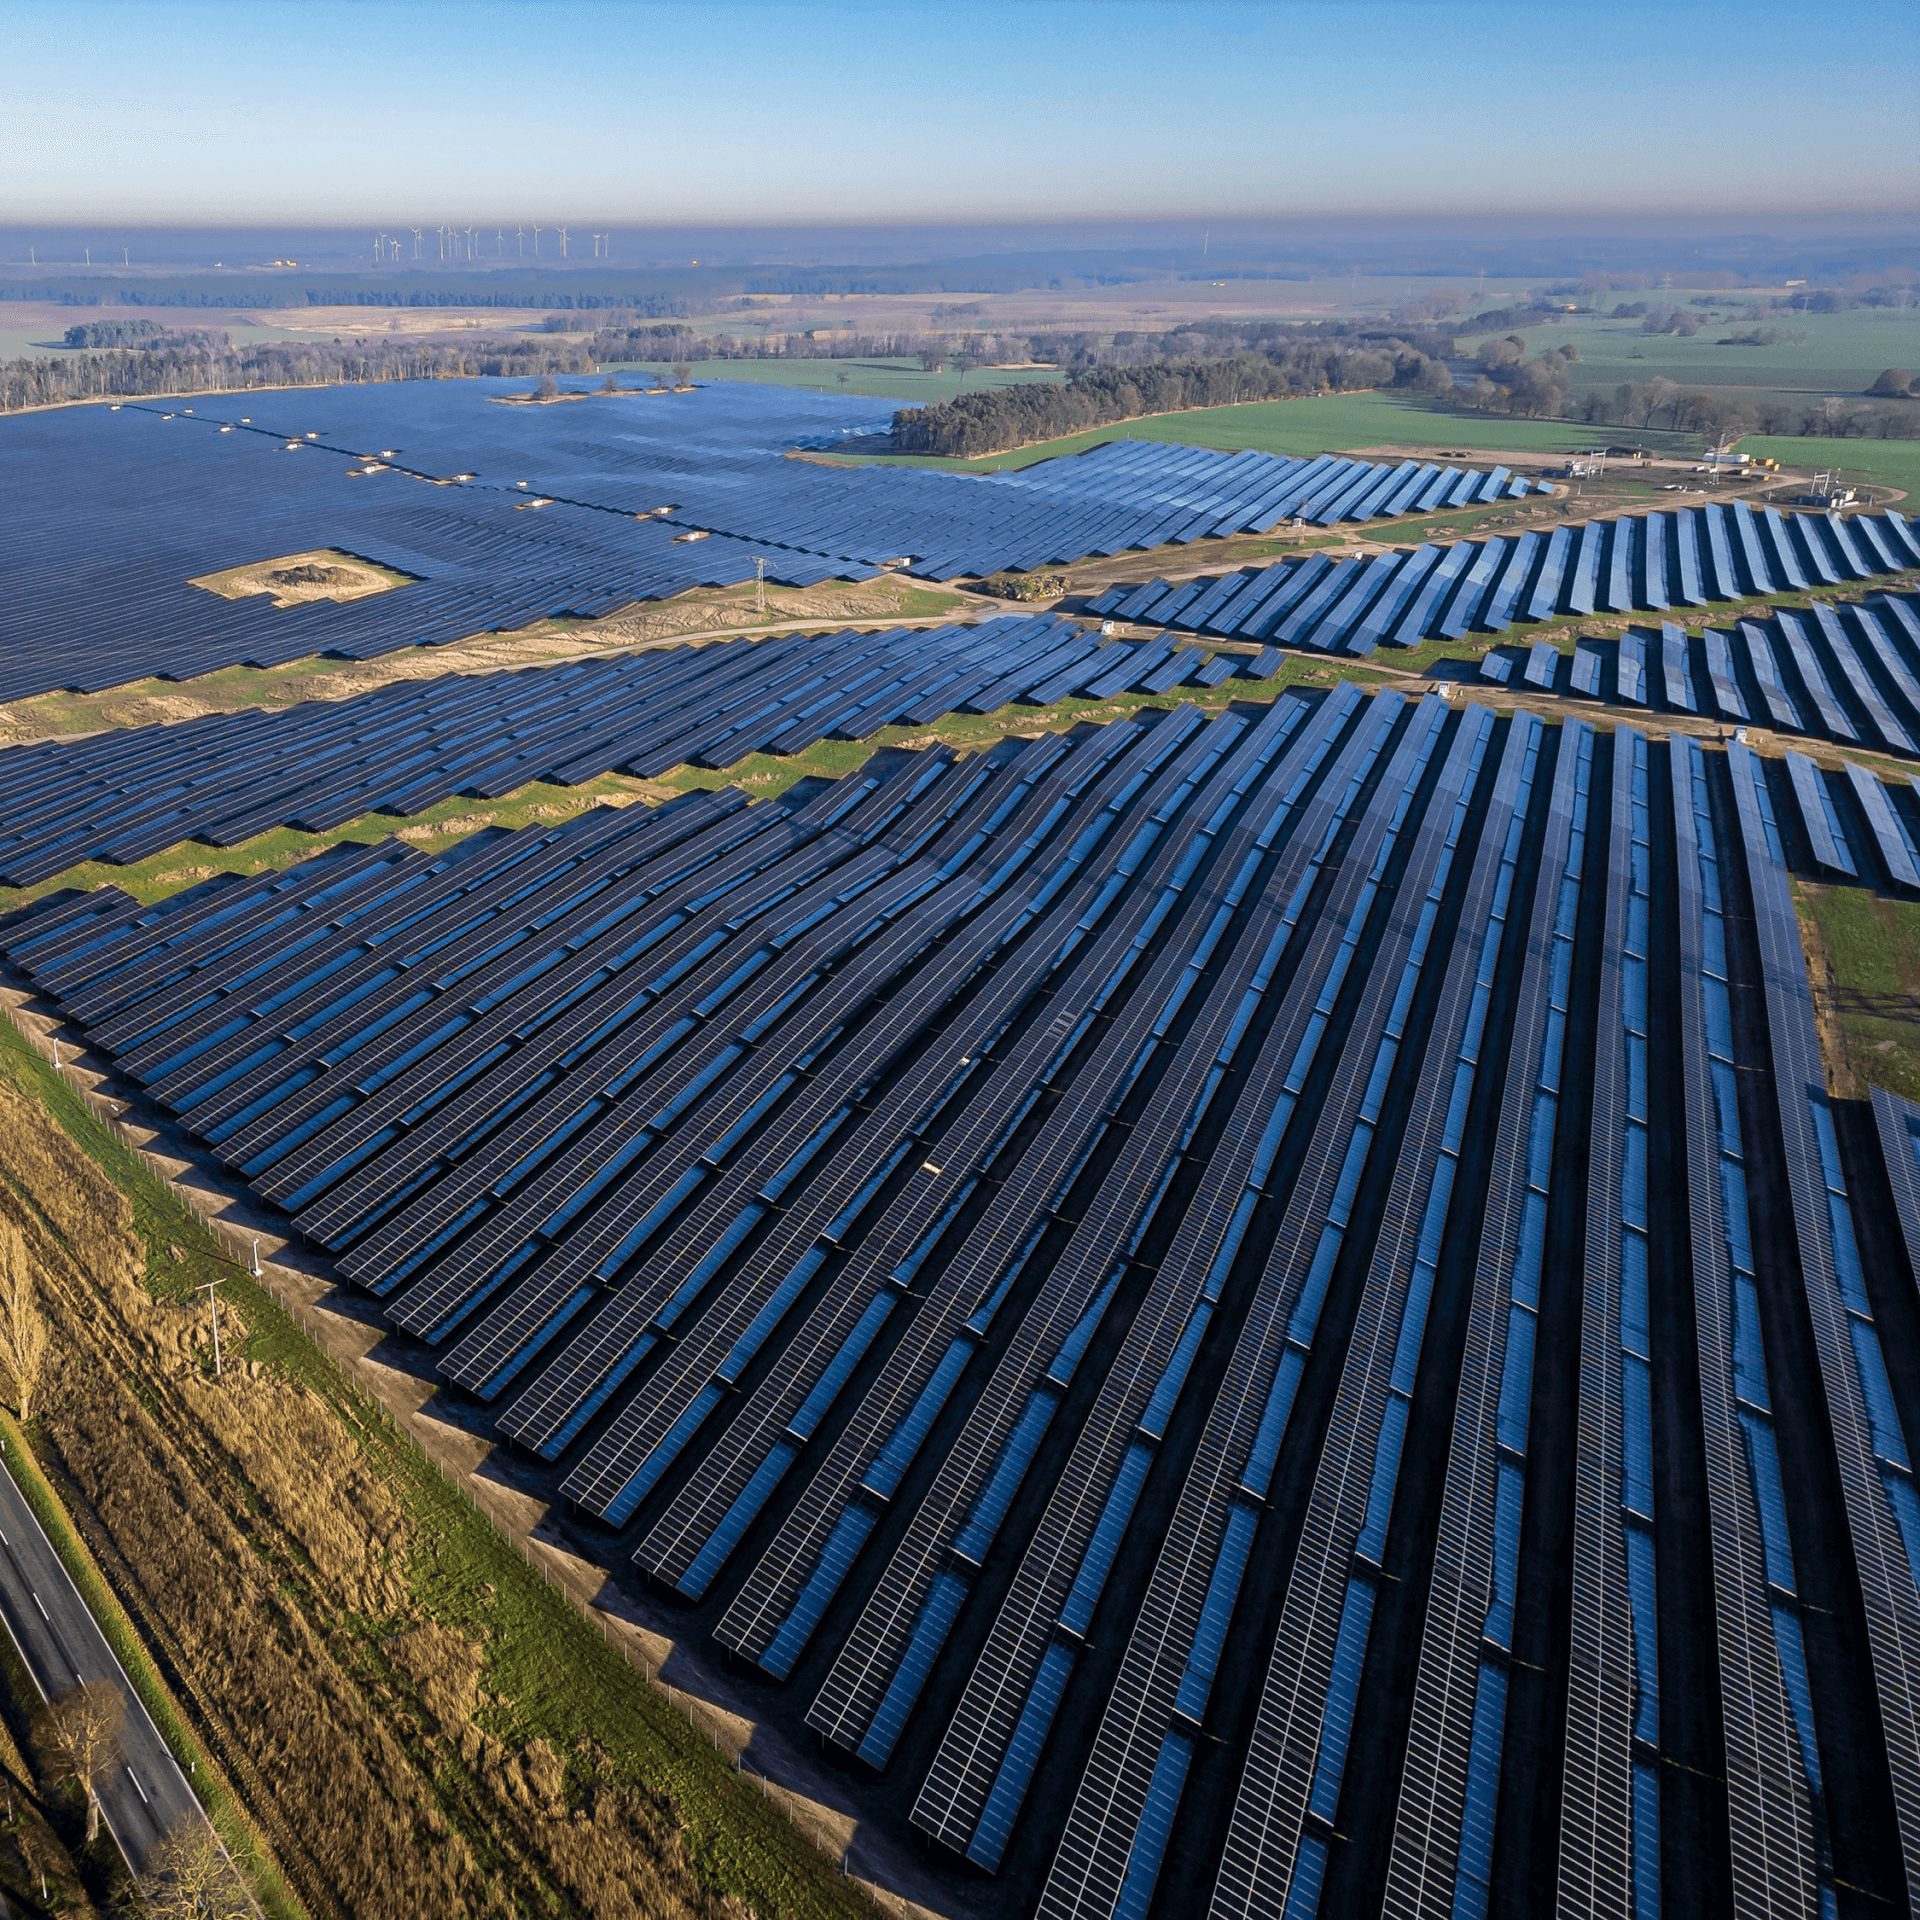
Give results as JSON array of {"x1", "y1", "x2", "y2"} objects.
[{"x1": 5, "y1": 0, "x2": 1914, "y2": 228}]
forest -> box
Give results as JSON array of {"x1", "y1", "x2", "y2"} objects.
[
  {"x1": 0, "y1": 336, "x2": 599, "y2": 412},
  {"x1": 889, "y1": 344, "x2": 1451, "y2": 456}
]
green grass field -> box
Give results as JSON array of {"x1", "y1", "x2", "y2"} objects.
[
  {"x1": 1455, "y1": 299, "x2": 1920, "y2": 398},
  {"x1": 1793, "y1": 878, "x2": 1920, "y2": 1102},
  {"x1": 826, "y1": 390, "x2": 1618, "y2": 474},
  {"x1": 1739, "y1": 433, "x2": 1920, "y2": 496}
]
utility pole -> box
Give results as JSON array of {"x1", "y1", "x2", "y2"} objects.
[
  {"x1": 752, "y1": 555, "x2": 769, "y2": 616},
  {"x1": 194, "y1": 1272, "x2": 224, "y2": 1378}
]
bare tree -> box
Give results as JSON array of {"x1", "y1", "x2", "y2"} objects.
[
  {"x1": 0, "y1": 1221, "x2": 50, "y2": 1426},
  {"x1": 125, "y1": 1817, "x2": 251, "y2": 1918},
  {"x1": 672, "y1": 361, "x2": 691, "y2": 388},
  {"x1": 35, "y1": 1679, "x2": 123, "y2": 1842}
]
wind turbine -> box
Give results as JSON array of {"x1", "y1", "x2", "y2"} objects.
[
  {"x1": 516, "y1": 225, "x2": 525, "y2": 257},
  {"x1": 375, "y1": 230, "x2": 386, "y2": 262},
  {"x1": 557, "y1": 225, "x2": 569, "y2": 259},
  {"x1": 410, "y1": 226, "x2": 422, "y2": 259},
  {"x1": 466, "y1": 225, "x2": 476, "y2": 259},
  {"x1": 496, "y1": 228, "x2": 504, "y2": 256},
  {"x1": 533, "y1": 224, "x2": 542, "y2": 256}
]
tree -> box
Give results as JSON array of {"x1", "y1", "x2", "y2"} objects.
[
  {"x1": 600, "y1": 372, "x2": 619, "y2": 393},
  {"x1": 35, "y1": 1680, "x2": 122, "y2": 1843},
  {"x1": 1868, "y1": 368, "x2": 1916, "y2": 397},
  {"x1": 0, "y1": 1221, "x2": 50, "y2": 1426},
  {"x1": 671, "y1": 361, "x2": 691, "y2": 387},
  {"x1": 534, "y1": 374, "x2": 559, "y2": 399},
  {"x1": 125, "y1": 1818, "x2": 252, "y2": 1918},
  {"x1": 1640, "y1": 376, "x2": 1678, "y2": 427}
]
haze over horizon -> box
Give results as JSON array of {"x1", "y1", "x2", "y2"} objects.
[{"x1": 4, "y1": 0, "x2": 1915, "y2": 229}]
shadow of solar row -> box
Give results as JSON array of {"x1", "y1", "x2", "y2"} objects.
[
  {"x1": 3, "y1": 379, "x2": 1551, "y2": 707},
  {"x1": 0, "y1": 615, "x2": 1275, "y2": 888},
  {"x1": 12, "y1": 697, "x2": 1920, "y2": 1918},
  {"x1": 1081, "y1": 504, "x2": 1920, "y2": 659}
]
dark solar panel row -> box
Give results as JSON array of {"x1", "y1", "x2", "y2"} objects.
[
  {"x1": 1725, "y1": 743, "x2": 1920, "y2": 1903},
  {"x1": 549, "y1": 705, "x2": 1253, "y2": 1525},
  {"x1": 1091, "y1": 504, "x2": 1918, "y2": 663},
  {"x1": 1554, "y1": 596, "x2": 1920, "y2": 761},
  {"x1": 15, "y1": 693, "x2": 1920, "y2": 1919},
  {"x1": 0, "y1": 385, "x2": 1557, "y2": 707},
  {"x1": 797, "y1": 698, "x2": 1429, "y2": 1760},
  {"x1": 0, "y1": 615, "x2": 1245, "y2": 889},
  {"x1": 1556, "y1": 727, "x2": 1653, "y2": 1915},
  {"x1": 694, "y1": 693, "x2": 1390, "y2": 1681},
  {"x1": 1208, "y1": 712, "x2": 1548, "y2": 1920},
  {"x1": 1672, "y1": 738, "x2": 1827, "y2": 1909},
  {"x1": 1014, "y1": 701, "x2": 1502, "y2": 1912},
  {"x1": 1382, "y1": 719, "x2": 1593, "y2": 1913}
]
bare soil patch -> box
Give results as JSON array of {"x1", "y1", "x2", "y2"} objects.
[{"x1": 190, "y1": 548, "x2": 414, "y2": 608}]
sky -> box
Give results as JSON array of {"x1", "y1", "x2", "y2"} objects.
[{"x1": 2, "y1": 0, "x2": 1915, "y2": 227}]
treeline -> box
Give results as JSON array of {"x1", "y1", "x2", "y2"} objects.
[
  {"x1": 891, "y1": 347, "x2": 1453, "y2": 457},
  {"x1": 0, "y1": 335, "x2": 596, "y2": 413},
  {"x1": 584, "y1": 322, "x2": 938, "y2": 363},
  {"x1": 63, "y1": 318, "x2": 163, "y2": 347}
]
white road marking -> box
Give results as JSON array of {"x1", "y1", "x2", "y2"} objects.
[
  {"x1": 31, "y1": 1591, "x2": 48, "y2": 1622},
  {"x1": 125, "y1": 1765, "x2": 149, "y2": 1805}
]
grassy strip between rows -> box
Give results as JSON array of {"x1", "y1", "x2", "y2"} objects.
[
  {"x1": 0, "y1": 1403, "x2": 299, "y2": 1919},
  {"x1": 0, "y1": 668, "x2": 1412, "y2": 913},
  {"x1": 0, "y1": 1014, "x2": 877, "y2": 1920},
  {"x1": 8, "y1": 566, "x2": 1919, "y2": 916}
]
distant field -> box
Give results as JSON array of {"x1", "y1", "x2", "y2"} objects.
[
  {"x1": 604, "y1": 356, "x2": 1063, "y2": 407},
  {"x1": 1456, "y1": 298, "x2": 1920, "y2": 397},
  {"x1": 830, "y1": 390, "x2": 1619, "y2": 473}
]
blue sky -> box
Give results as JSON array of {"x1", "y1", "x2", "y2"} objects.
[{"x1": 3, "y1": 0, "x2": 1914, "y2": 224}]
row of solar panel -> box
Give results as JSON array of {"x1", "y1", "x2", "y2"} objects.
[
  {"x1": 0, "y1": 378, "x2": 1553, "y2": 705},
  {"x1": 1082, "y1": 505, "x2": 1920, "y2": 657},
  {"x1": 0, "y1": 618, "x2": 1280, "y2": 890},
  {"x1": 1477, "y1": 593, "x2": 1920, "y2": 748},
  {"x1": 11, "y1": 701, "x2": 1920, "y2": 1916}
]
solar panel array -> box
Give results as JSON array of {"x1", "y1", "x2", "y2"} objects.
[
  {"x1": 1082, "y1": 503, "x2": 1920, "y2": 658},
  {"x1": 0, "y1": 617, "x2": 1283, "y2": 890},
  {"x1": 0, "y1": 378, "x2": 1550, "y2": 705},
  {"x1": 10, "y1": 698, "x2": 1920, "y2": 1918}
]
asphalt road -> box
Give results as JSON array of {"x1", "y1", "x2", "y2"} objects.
[{"x1": 0, "y1": 1438, "x2": 207, "y2": 1878}]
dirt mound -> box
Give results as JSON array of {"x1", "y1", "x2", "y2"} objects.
[
  {"x1": 190, "y1": 548, "x2": 413, "y2": 609},
  {"x1": 267, "y1": 563, "x2": 354, "y2": 589}
]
